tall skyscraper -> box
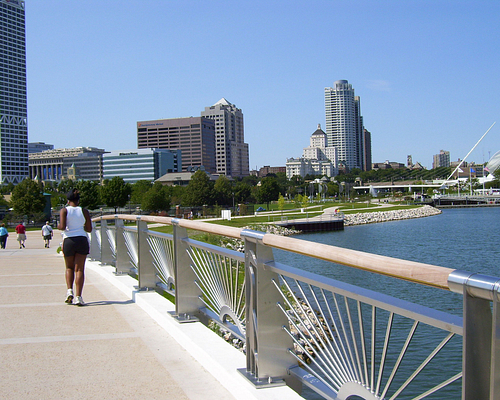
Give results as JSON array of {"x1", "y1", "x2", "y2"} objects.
[
  {"x1": 325, "y1": 80, "x2": 369, "y2": 171},
  {"x1": 201, "y1": 98, "x2": 249, "y2": 177},
  {"x1": 0, "y1": 0, "x2": 28, "y2": 184}
]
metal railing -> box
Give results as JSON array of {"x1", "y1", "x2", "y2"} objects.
[{"x1": 90, "y1": 214, "x2": 500, "y2": 400}]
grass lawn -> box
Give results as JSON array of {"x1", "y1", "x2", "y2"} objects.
[{"x1": 148, "y1": 201, "x2": 422, "y2": 231}]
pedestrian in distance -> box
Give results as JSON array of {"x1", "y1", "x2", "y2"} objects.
[
  {"x1": 0, "y1": 223, "x2": 8, "y2": 249},
  {"x1": 58, "y1": 189, "x2": 92, "y2": 306},
  {"x1": 41, "y1": 221, "x2": 53, "y2": 248},
  {"x1": 15, "y1": 221, "x2": 26, "y2": 249}
]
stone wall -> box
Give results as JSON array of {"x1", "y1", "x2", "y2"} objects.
[{"x1": 344, "y1": 205, "x2": 441, "y2": 226}]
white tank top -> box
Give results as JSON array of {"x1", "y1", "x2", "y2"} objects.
[{"x1": 63, "y1": 206, "x2": 87, "y2": 238}]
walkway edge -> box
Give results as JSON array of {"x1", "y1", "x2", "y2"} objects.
[{"x1": 86, "y1": 260, "x2": 303, "y2": 400}]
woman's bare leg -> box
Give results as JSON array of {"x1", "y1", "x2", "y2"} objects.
[
  {"x1": 74, "y1": 253, "x2": 87, "y2": 297},
  {"x1": 64, "y1": 255, "x2": 75, "y2": 290}
]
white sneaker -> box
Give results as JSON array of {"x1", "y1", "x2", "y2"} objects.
[
  {"x1": 65, "y1": 289, "x2": 74, "y2": 304},
  {"x1": 74, "y1": 296, "x2": 85, "y2": 306}
]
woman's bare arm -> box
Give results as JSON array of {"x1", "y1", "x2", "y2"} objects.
[
  {"x1": 58, "y1": 208, "x2": 67, "y2": 230},
  {"x1": 83, "y1": 209, "x2": 92, "y2": 233}
]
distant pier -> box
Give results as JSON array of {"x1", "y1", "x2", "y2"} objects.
[
  {"x1": 432, "y1": 195, "x2": 500, "y2": 208},
  {"x1": 275, "y1": 213, "x2": 344, "y2": 232}
]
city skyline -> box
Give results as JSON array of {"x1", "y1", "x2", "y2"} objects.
[{"x1": 24, "y1": 1, "x2": 499, "y2": 171}]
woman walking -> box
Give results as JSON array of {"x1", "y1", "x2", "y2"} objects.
[
  {"x1": 58, "y1": 189, "x2": 92, "y2": 306},
  {"x1": 0, "y1": 223, "x2": 8, "y2": 249}
]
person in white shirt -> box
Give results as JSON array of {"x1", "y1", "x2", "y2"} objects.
[
  {"x1": 58, "y1": 189, "x2": 92, "y2": 306},
  {"x1": 41, "y1": 221, "x2": 53, "y2": 248}
]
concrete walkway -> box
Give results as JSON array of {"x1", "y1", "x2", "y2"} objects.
[{"x1": 0, "y1": 230, "x2": 302, "y2": 400}]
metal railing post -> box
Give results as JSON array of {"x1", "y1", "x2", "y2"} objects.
[
  {"x1": 137, "y1": 218, "x2": 155, "y2": 289},
  {"x1": 171, "y1": 218, "x2": 201, "y2": 322},
  {"x1": 89, "y1": 221, "x2": 100, "y2": 261},
  {"x1": 449, "y1": 270, "x2": 500, "y2": 399},
  {"x1": 114, "y1": 218, "x2": 129, "y2": 274},
  {"x1": 239, "y1": 229, "x2": 295, "y2": 388},
  {"x1": 100, "y1": 219, "x2": 114, "y2": 265},
  {"x1": 491, "y1": 284, "x2": 500, "y2": 398}
]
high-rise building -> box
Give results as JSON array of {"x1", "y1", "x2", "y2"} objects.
[
  {"x1": 201, "y1": 98, "x2": 249, "y2": 177},
  {"x1": 0, "y1": 0, "x2": 28, "y2": 184},
  {"x1": 433, "y1": 150, "x2": 450, "y2": 169},
  {"x1": 137, "y1": 117, "x2": 216, "y2": 174},
  {"x1": 362, "y1": 128, "x2": 372, "y2": 171},
  {"x1": 325, "y1": 80, "x2": 369, "y2": 171}
]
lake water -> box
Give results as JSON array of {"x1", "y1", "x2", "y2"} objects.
[
  {"x1": 273, "y1": 207, "x2": 500, "y2": 399},
  {"x1": 275, "y1": 207, "x2": 500, "y2": 312}
]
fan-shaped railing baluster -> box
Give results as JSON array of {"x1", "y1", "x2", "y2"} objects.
[
  {"x1": 123, "y1": 229, "x2": 138, "y2": 269},
  {"x1": 271, "y1": 270, "x2": 463, "y2": 399},
  {"x1": 106, "y1": 226, "x2": 116, "y2": 259},
  {"x1": 147, "y1": 234, "x2": 174, "y2": 289},
  {"x1": 186, "y1": 242, "x2": 246, "y2": 335},
  {"x1": 94, "y1": 227, "x2": 102, "y2": 249}
]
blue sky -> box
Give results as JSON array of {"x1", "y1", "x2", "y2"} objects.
[{"x1": 25, "y1": 0, "x2": 500, "y2": 170}]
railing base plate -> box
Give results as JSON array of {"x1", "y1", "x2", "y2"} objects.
[
  {"x1": 237, "y1": 368, "x2": 286, "y2": 388},
  {"x1": 168, "y1": 311, "x2": 200, "y2": 323}
]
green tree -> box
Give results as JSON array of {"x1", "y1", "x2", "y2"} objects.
[
  {"x1": 256, "y1": 176, "x2": 280, "y2": 209},
  {"x1": 0, "y1": 182, "x2": 14, "y2": 195},
  {"x1": 327, "y1": 181, "x2": 339, "y2": 197},
  {"x1": 75, "y1": 180, "x2": 101, "y2": 210},
  {"x1": 10, "y1": 178, "x2": 46, "y2": 219},
  {"x1": 301, "y1": 193, "x2": 309, "y2": 209},
  {"x1": 57, "y1": 179, "x2": 75, "y2": 195},
  {"x1": 184, "y1": 170, "x2": 213, "y2": 206},
  {"x1": 169, "y1": 185, "x2": 185, "y2": 207},
  {"x1": 241, "y1": 175, "x2": 259, "y2": 186},
  {"x1": 278, "y1": 194, "x2": 285, "y2": 215},
  {"x1": 131, "y1": 180, "x2": 153, "y2": 204},
  {"x1": 100, "y1": 177, "x2": 132, "y2": 213},
  {"x1": 233, "y1": 181, "x2": 252, "y2": 204},
  {"x1": 141, "y1": 183, "x2": 171, "y2": 213},
  {"x1": 213, "y1": 175, "x2": 232, "y2": 205}
]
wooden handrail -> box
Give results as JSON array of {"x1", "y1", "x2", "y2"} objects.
[
  {"x1": 93, "y1": 214, "x2": 453, "y2": 290},
  {"x1": 261, "y1": 234, "x2": 453, "y2": 290}
]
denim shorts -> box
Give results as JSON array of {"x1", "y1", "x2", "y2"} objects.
[{"x1": 62, "y1": 236, "x2": 89, "y2": 257}]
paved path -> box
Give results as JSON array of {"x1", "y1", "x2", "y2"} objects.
[
  {"x1": 0, "y1": 229, "x2": 302, "y2": 400},
  {"x1": 0, "y1": 230, "x2": 236, "y2": 400}
]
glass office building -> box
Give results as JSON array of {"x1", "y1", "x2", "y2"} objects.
[
  {"x1": 103, "y1": 148, "x2": 181, "y2": 184},
  {"x1": 0, "y1": 0, "x2": 28, "y2": 184}
]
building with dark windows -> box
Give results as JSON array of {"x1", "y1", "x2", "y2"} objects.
[
  {"x1": 103, "y1": 148, "x2": 181, "y2": 184},
  {"x1": 201, "y1": 98, "x2": 249, "y2": 177},
  {"x1": 325, "y1": 80, "x2": 371, "y2": 171},
  {"x1": 29, "y1": 142, "x2": 54, "y2": 154},
  {"x1": 28, "y1": 147, "x2": 106, "y2": 182},
  {"x1": 0, "y1": 0, "x2": 28, "y2": 184},
  {"x1": 137, "y1": 117, "x2": 216, "y2": 174},
  {"x1": 433, "y1": 150, "x2": 451, "y2": 169}
]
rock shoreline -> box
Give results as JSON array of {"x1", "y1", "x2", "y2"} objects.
[{"x1": 343, "y1": 205, "x2": 441, "y2": 226}]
